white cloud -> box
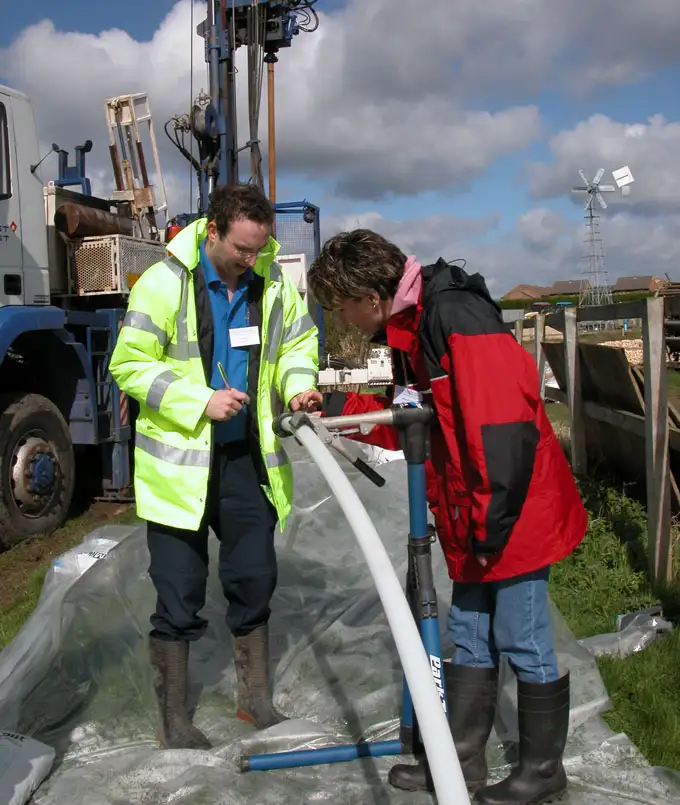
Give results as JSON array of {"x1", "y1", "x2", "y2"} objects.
[
  {"x1": 322, "y1": 208, "x2": 680, "y2": 295},
  {"x1": 1, "y1": 0, "x2": 678, "y2": 289},
  {"x1": 528, "y1": 114, "x2": 680, "y2": 216},
  {"x1": 321, "y1": 209, "x2": 501, "y2": 254},
  {"x1": 2, "y1": 0, "x2": 677, "y2": 209},
  {"x1": 332, "y1": 0, "x2": 680, "y2": 103},
  {"x1": 0, "y1": 0, "x2": 539, "y2": 207},
  {"x1": 516, "y1": 208, "x2": 571, "y2": 253}
]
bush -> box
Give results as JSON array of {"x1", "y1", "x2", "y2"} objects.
[{"x1": 323, "y1": 311, "x2": 371, "y2": 363}]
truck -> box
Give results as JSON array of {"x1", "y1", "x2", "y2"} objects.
[
  {"x1": 0, "y1": 81, "x2": 329, "y2": 549},
  {"x1": 0, "y1": 84, "x2": 169, "y2": 547}
]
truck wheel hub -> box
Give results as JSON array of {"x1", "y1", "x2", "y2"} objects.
[{"x1": 11, "y1": 436, "x2": 59, "y2": 515}]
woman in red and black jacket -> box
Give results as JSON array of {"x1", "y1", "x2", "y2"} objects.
[{"x1": 308, "y1": 229, "x2": 587, "y2": 805}]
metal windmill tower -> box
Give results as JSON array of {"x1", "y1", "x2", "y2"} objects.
[{"x1": 571, "y1": 169, "x2": 616, "y2": 306}]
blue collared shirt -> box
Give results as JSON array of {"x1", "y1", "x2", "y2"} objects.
[{"x1": 200, "y1": 241, "x2": 253, "y2": 444}]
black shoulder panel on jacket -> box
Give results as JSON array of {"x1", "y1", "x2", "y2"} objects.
[
  {"x1": 419, "y1": 287, "x2": 511, "y2": 380},
  {"x1": 192, "y1": 263, "x2": 214, "y2": 383}
]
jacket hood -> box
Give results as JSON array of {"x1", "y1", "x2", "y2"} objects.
[
  {"x1": 421, "y1": 257, "x2": 501, "y2": 314},
  {"x1": 166, "y1": 217, "x2": 280, "y2": 277}
]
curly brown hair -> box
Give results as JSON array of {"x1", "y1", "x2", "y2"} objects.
[
  {"x1": 207, "y1": 183, "x2": 274, "y2": 237},
  {"x1": 308, "y1": 229, "x2": 407, "y2": 310}
]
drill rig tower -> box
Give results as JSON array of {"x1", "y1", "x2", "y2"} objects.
[{"x1": 166, "y1": 0, "x2": 319, "y2": 216}]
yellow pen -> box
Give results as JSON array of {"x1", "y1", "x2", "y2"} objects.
[
  {"x1": 217, "y1": 361, "x2": 247, "y2": 405},
  {"x1": 216, "y1": 362, "x2": 230, "y2": 389}
]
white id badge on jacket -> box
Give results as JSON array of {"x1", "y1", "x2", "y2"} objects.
[{"x1": 229, "y1": 326, "x2": 260, "y2": 347}]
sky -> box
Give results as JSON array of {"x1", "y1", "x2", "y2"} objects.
[{"x1": 2, "y1": 0, "x2": 680, "y2": 296}]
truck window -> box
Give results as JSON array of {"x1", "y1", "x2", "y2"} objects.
[{"x1": 0, "y1": 102, "x2": 10, "y2": 200}]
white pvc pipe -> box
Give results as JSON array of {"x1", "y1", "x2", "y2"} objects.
[{"x1": 290, "y1": 423, "x2": 470, "y2": 805}]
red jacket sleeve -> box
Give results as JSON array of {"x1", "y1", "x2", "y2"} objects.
[
  {"x1": 321, "y1": 390, "x2": 402, "y2": 452},
  {"x1": 422, "y1": 294, "x2": 540, "y2": 557}
]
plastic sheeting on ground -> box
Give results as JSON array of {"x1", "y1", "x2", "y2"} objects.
[{"x1": 1, "y1": 439, "x2": 679, "y2": 805}]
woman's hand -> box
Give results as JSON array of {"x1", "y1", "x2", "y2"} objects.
[{"x1": 289, "y1": 390, "x2": 323, "y2": 413}]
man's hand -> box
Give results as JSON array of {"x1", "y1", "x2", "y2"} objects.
[
  {"x1": 289, "y1": 389, "x2": 323, "y2": 413},
  {"x1": 205, "y1": 389, "x2": 250, "y2": 421}
]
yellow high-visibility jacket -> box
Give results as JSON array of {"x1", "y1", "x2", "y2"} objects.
[{"x1": 109, "y1": 218, "x2": 319, "y2": 531}]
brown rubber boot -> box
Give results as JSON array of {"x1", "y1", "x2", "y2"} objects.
[
  {"x1": 149, "y1": 635, "x2": 212, "y2": 750},
  {"x1": 233, "y1": 623, "x2": 288, "y2": 729}
]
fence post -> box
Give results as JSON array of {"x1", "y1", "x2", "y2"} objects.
[
  {"x1": 536, "y1": 313, "x2": 547, "y2": 398},
  {"x1": 642, "y1": 297, "x2": 672, "y2": 586},
  {"x1": 564, "y1": 308, "x2": 587, "y2": 476},
  {"x1": 514, "y1": 319, "x2": 524, "y2": 345}
]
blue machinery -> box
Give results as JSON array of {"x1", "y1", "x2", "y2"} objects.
[
  {"x1": 272, "y1": 199, "x2": 325, "y2": 353},
  {"x1": 165, "y1": 1, "x2": 325, "y2": 350},
  {"x1": 241, "y1": 404, "x2": 448, "y2": 772},
  {"x1": 166, "y1": 1, "x2": 320, "y2": 211}
]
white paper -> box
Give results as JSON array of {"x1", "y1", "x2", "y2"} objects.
[{"x1": 229, "y1": 326, "x2": 260, "y2": 347}]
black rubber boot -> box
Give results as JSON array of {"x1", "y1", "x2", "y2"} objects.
[
  {"x1": 474, "y1": 672, "x2": 570, "y2": 805},
  {"x1": 233, "y1": 623, "x2": 288, "y2": 729},
  {"x1": 388, "y1": 663, "x2": 499, "y2": 794},
  {"x1": 149, "y1": 635, "x2": 212, "y2": 750}
]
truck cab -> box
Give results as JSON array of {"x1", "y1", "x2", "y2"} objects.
[
  {"x1": 0, "y1": 86, "x2": 51, "y2": 307},
  {"x1": 0, "y1": 85, "x2": 162, "y2": 547}
]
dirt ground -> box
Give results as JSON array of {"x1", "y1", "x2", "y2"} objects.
[{"x1": 0, "y1": 502, "x2": 135, "y2": 610}]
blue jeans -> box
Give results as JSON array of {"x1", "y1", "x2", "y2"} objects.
[{"x1": 447, "y1": 566, "x2": 559, "y2": 684}]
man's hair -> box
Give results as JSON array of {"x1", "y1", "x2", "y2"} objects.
[
  {"x1": 207, "y1": 183, "x2": 274, "y2": 237},
  {"x1": 309, "y1": 229, "x2": 407, "y2": 310}
]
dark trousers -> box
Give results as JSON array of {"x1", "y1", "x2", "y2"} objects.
[{"x1": 146, "y1": 440, "x2": 278, "y2": 641}]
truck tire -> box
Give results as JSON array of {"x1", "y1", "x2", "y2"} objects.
[{"x1": 0, "y1": 393, "x2": 76, "y2": 549}]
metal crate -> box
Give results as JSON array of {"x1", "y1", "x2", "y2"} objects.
[{"x1": 69, "y1": 235, "x2": 166, "y2": 295}]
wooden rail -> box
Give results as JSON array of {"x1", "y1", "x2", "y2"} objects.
[{"x1": 514, "y1": 299, "x2": 672, "y2": 587}]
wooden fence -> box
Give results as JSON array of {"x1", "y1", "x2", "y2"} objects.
[{"x1": 514, "y1": 298, "x2": 673, "y2": 588}]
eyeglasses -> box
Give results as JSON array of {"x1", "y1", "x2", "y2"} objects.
[{"x1": 227, "y1": 238, "x2": 266, "y2": 259}]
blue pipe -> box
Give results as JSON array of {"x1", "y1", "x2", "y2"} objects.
[
  {"x1": 407, "y1": 463, "x2": 428, "y2": 538},
  {"x1": 242, "y1": 739, "x2": 402, "y2": 772},
  {"x1": 239, "y1": 453, "x2": 438, "y2": 773},
  {"x1": 420, "y1": 617, "x2": 448, "y2": 716}
]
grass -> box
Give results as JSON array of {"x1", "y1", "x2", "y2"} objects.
[
  {"x1": 579, "y1": 326, "x2": 643, "y2": 343},
  {"x1": 667, "y1": 369, "x2": 680, "y2": 410},
  {"x1": 544, "y1": 403, "x2": 680, "y2": 769},
  {"x1": 552, "y1": 482, "x2": 680, "y2": 770},
  {"x1": 0, "y1": 503, "x2": 137, "y2": 650}
]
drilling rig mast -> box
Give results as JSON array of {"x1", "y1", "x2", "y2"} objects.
[{"x1": 165, "y1": 0, "x2": 319, "y2": 216}]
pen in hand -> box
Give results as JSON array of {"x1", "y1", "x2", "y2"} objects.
[
  {"x1": 216, "y1": 361, "x2": 249, "y2": 407},
  {"x1": 217, "y1": 362, "x2": 230, "y2": 389}
]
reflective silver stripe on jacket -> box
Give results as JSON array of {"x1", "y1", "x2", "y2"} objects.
[
  {"x1": 122, "y1": 311, "x2": 169, "y2": 347},
  {"x1": 146, "y1": 369, "x2": 181, "y2": 411},
  {"x1": 280, "y1": 366, "x2": 318, "y2": 398},
  {"x1": 281, "y1": 312, "x2": 316, "y2": 345},
  {"x1": 163, "y1": 256, "x2": 184, "y2": 279},
  {"x1": 265, "y1": 291, "x2": 285, "y2": 364},
  {"x1": 135, "y1": 432, "x2": 210, "y2": 467},
  {"x1": 265, "y1": 449, "x2": 289, "y2": 468},
  {"x1": 161, "y1": 256, "x2": 202, "y2": 361}
]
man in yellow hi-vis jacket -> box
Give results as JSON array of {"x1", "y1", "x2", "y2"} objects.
[{"x1": 110, "y1": 184, "x2": 321, "y2": 749}]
